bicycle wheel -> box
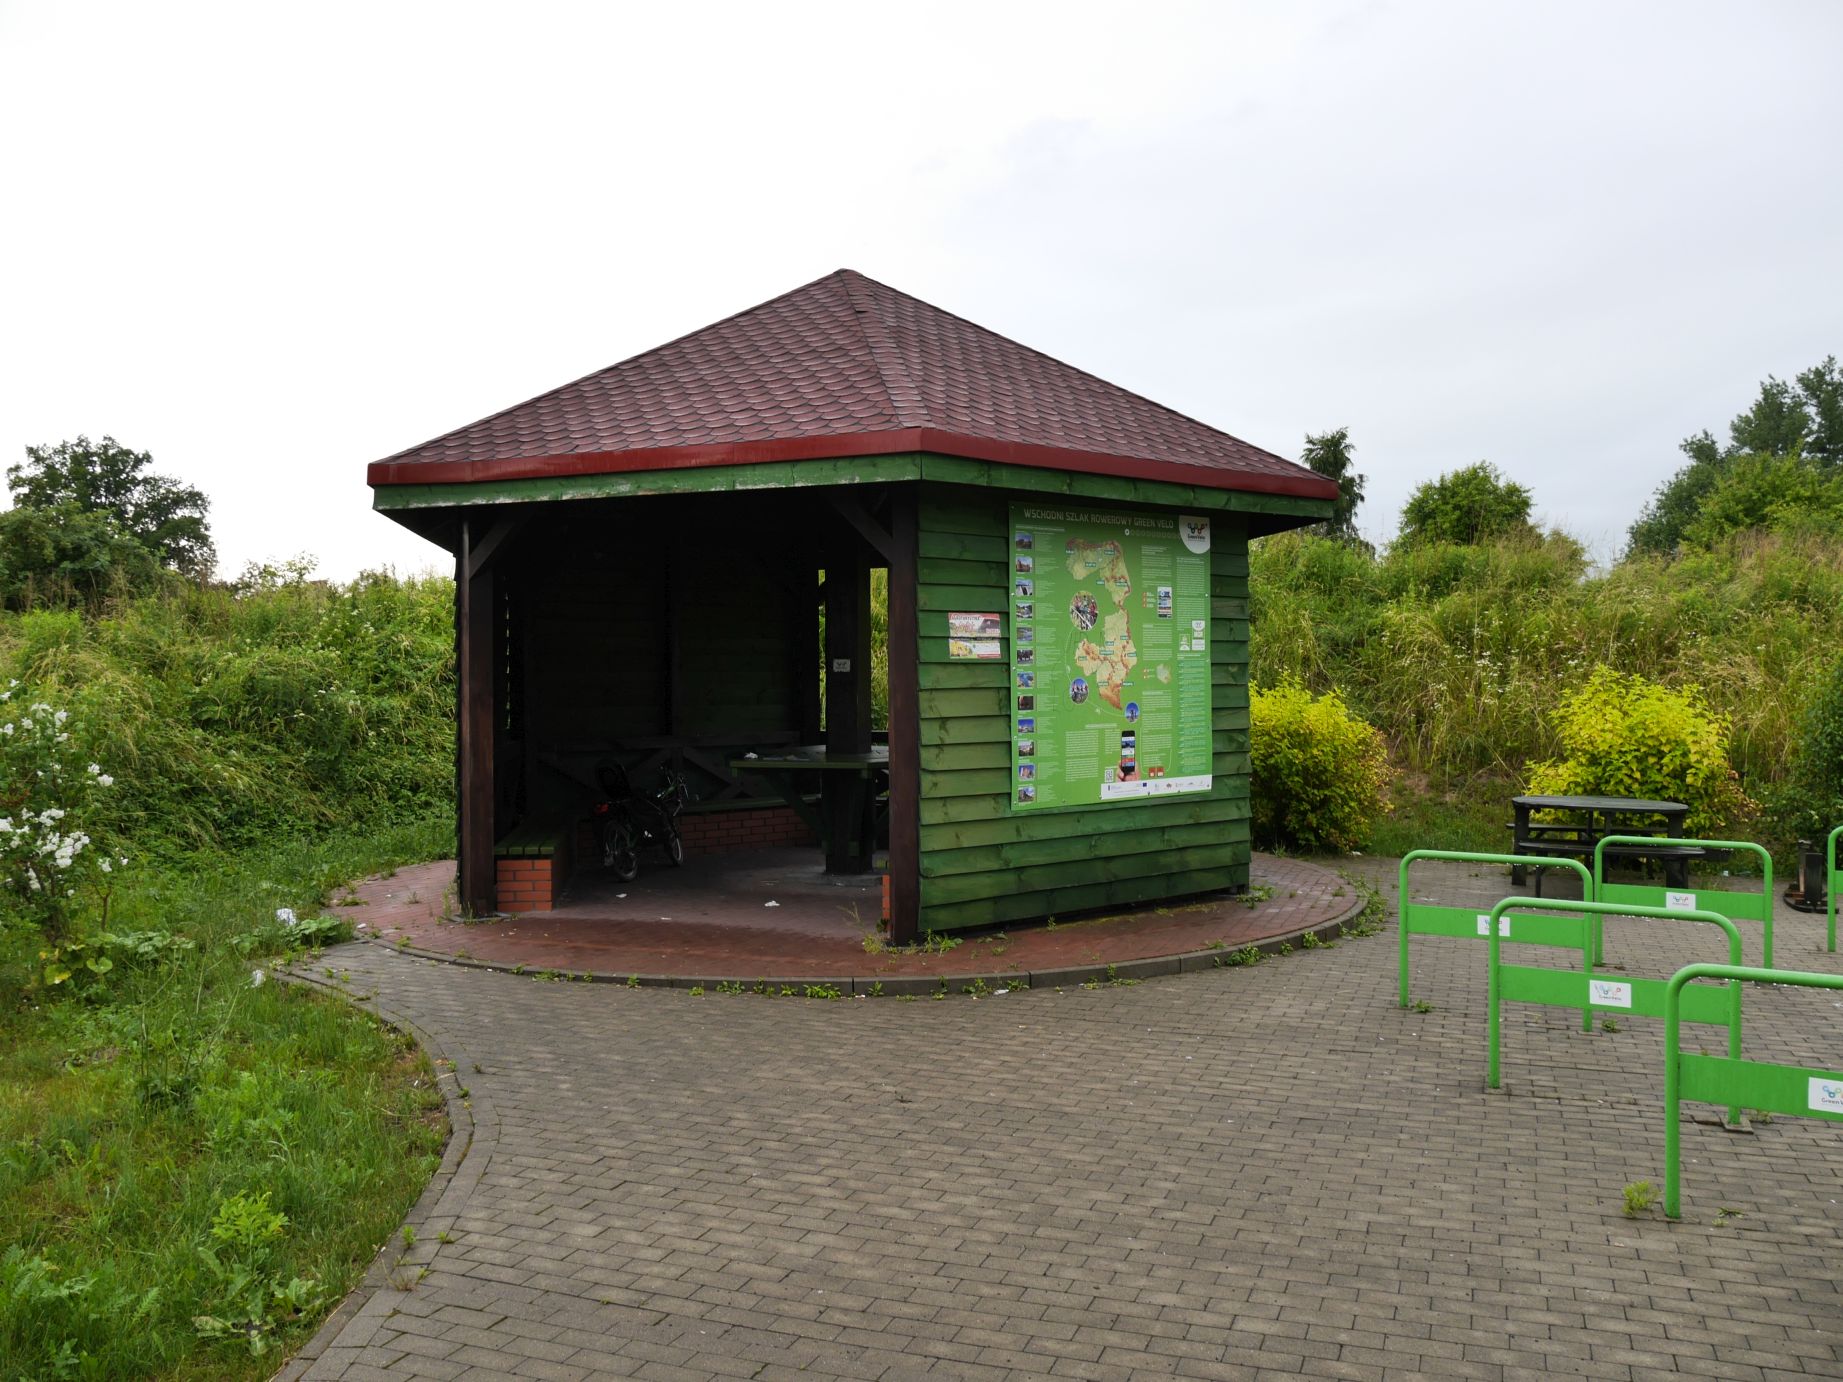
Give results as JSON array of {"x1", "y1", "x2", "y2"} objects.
[{"x1": 601, "y1": 819, "x2": 639, "y2": 881}]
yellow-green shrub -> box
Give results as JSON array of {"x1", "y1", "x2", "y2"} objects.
[
  {"x1": 1250, "y1": 682, "x2": 1390, "y2": 852},
  {"x1": 1526, "y1": 666, "x2": 1755, "y2": 836}
]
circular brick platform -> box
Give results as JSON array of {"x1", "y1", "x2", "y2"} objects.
[{"x1": 333, "y1": 851, "x2": 1369, "y2": 994}]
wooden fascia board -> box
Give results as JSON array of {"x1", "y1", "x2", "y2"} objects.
[
  {"x1": 371, "y1": 453, "x2": 929, "y2": 514},
  {"x1": 369, "y1": 428, "x2": 1340, "y2": 502},
  {"x1": 370, "y1": 450, "x2": 1332, "y2": 554}
]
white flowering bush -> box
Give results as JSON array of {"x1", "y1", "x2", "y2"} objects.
[{"x1": 0, "y1": 684, "x2": 122, "y2": 939}]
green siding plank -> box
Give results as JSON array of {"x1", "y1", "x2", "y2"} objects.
[
  {"x1": 921, "y1": 860, "x2": 1252, "y2": 931},
  {"x1": 918, "y1": 531, "x2": 1009, "y2": 563},
  {"x1": 918, "y1": 795, "x2": 1250, "y2": 850},
  {"x1": 920, "y1": 715, "x2": 1012, "y2": 747},
  {"x1": 918, "y1": 583, "x2": 1012, "y2": 611},
  {"x1": 917, "y1": 664, "x2": 1011, "y2": 692},
  {"x1": 917, "y1": 556, "x2": 1005, "y2": 587},
  {"x1": 921, "y1": 820, "x2": 1247, "y2": 879},
  {"x1": 917, "y1": 687, "x2": 1009, "y2": 717},
  {"x1": 919, "y1": 794, "x2": 1010, "y2": 826},
  {"x1": 921, "y1": 841, "x2": 1243, "y2": 905},
  {"x1": 920, "y1": 767, "x2": 1015, "y2": 798},
  {"x1": 920, "y1": 742, "x2": 1010, "y2": 773}
]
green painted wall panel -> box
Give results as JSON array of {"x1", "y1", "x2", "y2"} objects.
[
  {"x1": 918, "y1": 531, "x2": 1010, "y2": 563},
  {"x1": 912, "y1": 484, "x2": 1253, "y2": 928},
  {"x1": 922, "y1": 820, "x2": 1246, "y2": 879},
  {"x1": 920, "y1": 794, "x2": 1249, "y2": 851},
  {"x1": 917, "y1": 669, "x2": 1009, "y2": 697},
  {"x1": 920, "y1": 858, "x2": 1252, "y2": 932}
]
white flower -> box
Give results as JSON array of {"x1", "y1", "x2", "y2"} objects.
[
  {"x1": 99, "y1": 860, "x2": 112, "y2": 874},
  {"x1": 88, "y1": 764, "x2": 102, "y2": 776},
  {"x1": 53, "y1": 710, "x2": 67, "y2": 725},
  {"x1": 250, "y1": 969, "x2": 265, "y2": 987},
  {"x1": 276, "y1": 907, "x2": 297, "y2": 927},
  {"x1": 96, "y1": 775, "x2": 112, "y2": 788},
  {"x1": 2, "y1": 724, "x2": 14, "y2": 736}
]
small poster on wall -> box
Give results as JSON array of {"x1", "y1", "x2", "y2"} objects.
[{"x1": 947, "y1": 612, "x2": 1003, "y2": 661}]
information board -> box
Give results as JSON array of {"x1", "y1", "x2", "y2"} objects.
[{"x1": 1008, "y1": 505, "x2": 1212, "y2": 809}]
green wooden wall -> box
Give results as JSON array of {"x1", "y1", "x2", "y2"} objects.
[{"x1": 916, "y1": 485, "x2": 1251, "y2": 932}]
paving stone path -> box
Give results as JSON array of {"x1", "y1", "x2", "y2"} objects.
[{"x1": 285, "y1": 858, "x2": 1843, "y2": 1380}]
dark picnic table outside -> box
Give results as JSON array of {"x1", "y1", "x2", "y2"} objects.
[
  {"x1": 731, "y1": 744, "x2": 888, "y2": 875},
  {"x1": 1510, "y1": 793, "x2": 1700, "y2": 892}
]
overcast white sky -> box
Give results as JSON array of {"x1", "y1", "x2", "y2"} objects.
[{"x1": 2, "y1": 1, "x2": 1838, "y2": 579}]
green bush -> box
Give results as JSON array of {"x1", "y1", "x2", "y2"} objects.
[
  {"x1": 1770, "y1": 652, "x2": 1843, "y2": 845},
  {"x1": 1526, "y1": 667, "x2": 1755, "y2": 837},
  {"x1": 1250, "y1": 681, "x2": 1390, "y2": 852}
]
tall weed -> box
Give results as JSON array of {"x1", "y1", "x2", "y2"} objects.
[{"x1": 1251, "y1": 527, "x2": 1843, "y2": 848}]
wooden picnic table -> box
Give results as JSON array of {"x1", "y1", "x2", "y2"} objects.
[
  {"x1": 731, "y1": 745, "x2": 889, "y2": 875},
  {"x1": 1510, "y1": 794, "x2": 1699, "y2": 892}
]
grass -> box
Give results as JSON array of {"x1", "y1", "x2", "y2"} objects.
[
  {"x1": 0, "y1": 813, "x2": 452, "y2": 1378},
  {"x1": 1251, "y1": 525, "x2": 1843, "y2": 856}
]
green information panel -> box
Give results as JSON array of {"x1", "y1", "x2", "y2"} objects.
[{"x1": 1008, "y1": 505, "x2": 1212, "y2": 810}]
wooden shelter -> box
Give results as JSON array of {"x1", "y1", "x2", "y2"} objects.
[{"x1": 369, "y1": 270, "x2": 1336, "y2": 942}]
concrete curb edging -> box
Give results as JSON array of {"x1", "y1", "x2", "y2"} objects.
[
  {"x1": 352, "y1": 889, "x2": 1374, "y2": 997},
  {"x1": 272, "y1": 962, "x2": 492, "y2": 1381}
]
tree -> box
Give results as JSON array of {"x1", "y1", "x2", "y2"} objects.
[
  {"x1": 1628, "y1": 356, "x2": 1841, "y2": 555},
  {"x1": 7, "y1": 436, "x2": 214, "y2": 580},
  {"x1": 0, "y1": 503, "x2": 162, "y2": 607},
  {"x1": 1728, "y1": 376, "x2": 1810, "y2": 458},
  {"x1": 1396, "y1": 462, "x2": 1533, "y2": 547},
  {"x1": 1797, "y1": 356, "x2": 1843, "y2": 467},
  {"x1": 1299, "y1": 427, "x2": 1366, "y2": 544},
  {"x1": 1627, "y1": 433, "x2": 1731, "y2": 556}
]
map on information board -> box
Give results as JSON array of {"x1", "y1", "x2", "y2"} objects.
[{"x1": 1008, "y1": 505, "x2": 1213, "y2": 809}]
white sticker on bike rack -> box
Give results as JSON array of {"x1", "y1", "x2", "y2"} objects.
[
  {"x1": 1665, "y1": 890, "x2": 1696, "y2": 912},
  {"x1": 1476, "y1": 914, "x2": 1511, "y2": 937},
  {"x1": 1808, "y1": 1078, "x2": 1843, "y2": 1115},
  {"x1": 1590, "y1": 979, "x2": 1633, "y2": 1008}
]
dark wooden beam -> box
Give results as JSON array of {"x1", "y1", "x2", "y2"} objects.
[
  {"x1": 823, "y1": 545, "x2": 873, "y2": 873},
  {"x1": 829, "y1": 493, "x2": 898, "y2": 566},
  {"x1": 795, "y1": 564, "x2": 822, "y2": 744},
  {"x1": 457, "y1": 519, "x2": 497, "y2": 915},
  {"x1": 885, "y1": 487, "x2": 921, "y2": 943},
  {"x1": 464, "y1": 512, "x2": 522, "y2": 580}
]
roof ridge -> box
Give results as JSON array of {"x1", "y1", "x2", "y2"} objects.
[
  {"x1": 836, "y1": 269, "x2": 1289, "y2": 468},
  {"x1": 373, "y1": 268, "x2": 855, "y2": 466},
  {"x1": 836, "y1": 269, "x2": 924, "y2": 428}
]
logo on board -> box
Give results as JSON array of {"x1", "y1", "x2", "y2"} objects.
[
  {"x1": 1179, "y1": 515, "x2": 1211, "y2": 555},
  {"x1": 1589, "y1": 979, "x2": 1633, "y2": 1008},
  {"x1": 1809, "y1": 1078, "x2": 1843, "y2": 1115}
]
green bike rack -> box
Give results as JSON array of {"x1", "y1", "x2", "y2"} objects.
[
  {"x1": 1828, "y1": 825, "x2": 1841, "y2": 954},
  {"x1": 1396, "y1": 850, "x2": 1594, "y2": 1008},
  {"x1": 1593, "y1": 835, "x2": 1774, "y2": 968},
  {"x1": 1487, "y1": 898, "x2": 1744, "y2": 1126},
  {"x1": 1664, "y1": 963, "x2": 1843, "y2": 1218}
]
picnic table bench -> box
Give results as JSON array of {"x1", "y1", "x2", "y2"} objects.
[{"x1": 1510, "y1": 794, "x2": 1704, "y2": 894}]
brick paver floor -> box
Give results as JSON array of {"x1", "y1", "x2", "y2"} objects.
[
  {"x1": 285, "y1": 857, "x2": 1843, "y2": 1380},
  {"x1": 335, "y1": 853, "x2": 1358, "y2": 987}
]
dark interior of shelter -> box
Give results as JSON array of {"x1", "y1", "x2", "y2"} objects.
[{"x1": 468, "y1": 488, "x2": 895, "y2": 898}]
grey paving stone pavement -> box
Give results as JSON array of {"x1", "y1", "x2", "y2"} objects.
[{"x1": 285, "y1": 857, "x2": 1843, "y2": 1380}]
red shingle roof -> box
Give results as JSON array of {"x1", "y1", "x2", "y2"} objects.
[{"x1": 369, "y1": 269, "x2": 1335, "y2": 501}]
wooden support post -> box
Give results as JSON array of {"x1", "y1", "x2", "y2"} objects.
[
  {"x1": 795, "y1": 564, "x2": 822, "y2": 745},
  {"x1": 886, "y1": 489, "x2": 921, "y2": 944},
  {"x1": 823, "y1": 546, "x2": 872, "y2": 872},
  {"x1": 457, "y1": 520, "x2": 497, "y2": 916}
]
